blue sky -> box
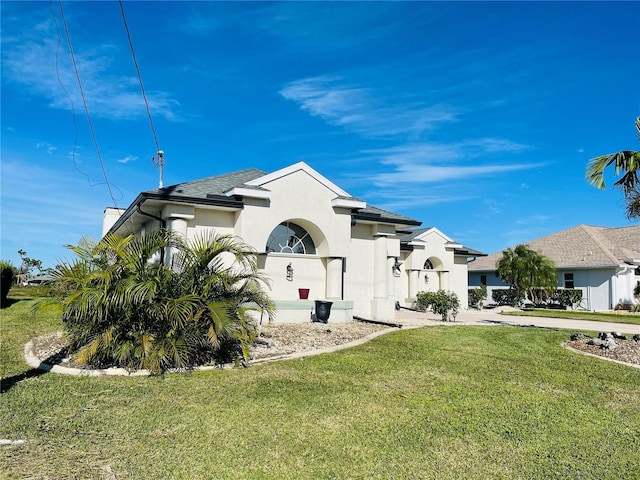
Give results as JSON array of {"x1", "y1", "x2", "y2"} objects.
[{"x1": 1, "y1": 1, "x2": 638, "y2": 269}]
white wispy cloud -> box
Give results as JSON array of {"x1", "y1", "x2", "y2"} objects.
[
  {"x1": 36, "y1": 142, "x2": 57, "y2": 154},
  {"x1": 366, "y1": 186, "x2": 478, "y2": 213},
  {"x1": 370, "y1": 163, "x2": 538, "y2": 187},
  {"x1": 281, "y1": 75, "x2": 540, "y2": 190},
  {"x1": 2, "y1": 21, "x2": 180, "y2": 121},
  {"x1": 117, "y1": 155, "x2": 138, "y2": 164},
  {"x1": 360, "y1": 140, "x2": 538, "y2": 186},
  {"x1": 515, "y1": 214, "x2": 555, "y2": 225},
  {"x1": 280, "y1": 76, "x2": 458, "y2": 138}
]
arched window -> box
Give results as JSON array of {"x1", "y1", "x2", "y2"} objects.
[
  {"x1": 424, "y1": 259, "x2": 434, "y2": 270},
  {"x1": 266, "y1": 221, "x2": 316, "y2": 255}
]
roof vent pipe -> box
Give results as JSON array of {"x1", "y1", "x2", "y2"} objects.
[{"x1": 152, "y1": 150, "x2": 165, "y2": 189}]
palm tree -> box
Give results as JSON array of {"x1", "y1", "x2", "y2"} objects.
[
  {"x1": 46, "y1": 229, "x2": 274, "y2": 374},
  {"x1": 496, "y1": 244, "x2": 557, "y2": 305},
  {"x1": 586, "y1": 117, "x2": 640, "y2": 219}
]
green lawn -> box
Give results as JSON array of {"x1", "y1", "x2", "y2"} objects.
[
  {"x1": 500, "y1": 308, "x2": 640, "y2": 326},
  {"x1": 1, "y1": 295, "x2": 639, "y2": 479}
]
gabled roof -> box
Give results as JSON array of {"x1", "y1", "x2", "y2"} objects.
[
  {"x1": 148, "y1": 168, "x2": 266, "y2": 199},
  {"x1": 353, "y1": 205, "x2": 421, "y2": 226},
  {"x1": 108, "y1": 163, "x2": 421, "y2": 234},
  {"x1": 398, "y1": 227, "x2": 486, "y2": 256},
  {"x1": 468, "y1": 224, "x2": 640, "y2": 271}
]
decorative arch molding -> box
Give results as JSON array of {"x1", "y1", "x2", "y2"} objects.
[
  {"x1": 424, "y1": 256, "x2": 444, "y2": 271},
  {"x1": 265, "y1": 219, "x2": 329, "y2": 256}
]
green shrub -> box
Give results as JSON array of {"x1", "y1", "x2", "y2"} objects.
[
  {"x1": 468, "y1": 285, "x2": 487, "y2": 309},
  {"x1": 491, "y1": 288, "x2": 524, "y2": 306},
  {"x1": 416, "y1": 290, "x2": 460, "y2": 321},
  {"x1": 527, "y1": 288, "x2": 583, "y2": 308},
  {"x1": 0, "y1": 260, "x2": 15, "y2": 306}
]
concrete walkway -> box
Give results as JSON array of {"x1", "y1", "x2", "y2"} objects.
[{"x1": 394, "y1": 308, "x2": 640, "y2": 335}]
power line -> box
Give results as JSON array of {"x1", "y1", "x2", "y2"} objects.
[
  {"x1": 50, "y1": 0, "x2": 122, "y2": 203},
  {"x1": 118, "y1": 0, "x2": 162, "y2": 156},
  {"x1": 57, "y1": 0, "x2": 119, "y2": 208}
]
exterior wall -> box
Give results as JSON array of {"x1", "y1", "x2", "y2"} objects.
[
  {"x1": 262, "y1": 254, "x2": 326, "y2": 303},
  {"x1": 451, "y1": 255, "x2": 469, "y2": 309},
  {"x1": 104, "y1": 167, "x2": 473, "y2": 322},
  {"x1": 399, "y1": 230, "x2": 470, "y2": 309},
  {"x1": 610, "y1": 267, "x2": 638, "y2": 307},
  {"x1": 235, "y1": 170, "x2": 352, "y2": 258},
  {"x1": 345, "y1": 223, "x2": 376, "y2": 318},
  {"x1": 102, "y1": 208, "x2": 125, "y2": 236}
]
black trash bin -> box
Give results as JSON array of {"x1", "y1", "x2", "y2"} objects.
[{"x1": 313, "y1": 300, "x2": 333, "y2": 323}]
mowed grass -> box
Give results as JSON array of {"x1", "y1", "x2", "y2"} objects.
[
  {"x1": 500, "y1": 308, "x2": 640, "y2": 325},
  {"x1": 1, "y1": 296, "x2": 640, "y2": 479}
]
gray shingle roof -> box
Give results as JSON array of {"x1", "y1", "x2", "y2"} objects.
[
  {"x1": 146, "y1": 168, "x2": 267, "y2": 199},
  {"x1": 141, "y1": 167, "x2": 420, "y2": 225},
  {"x1": 468, "y1": 224, "x2": 640, "y2": 271},
  {"x1": 398, "y1": 227, "x2": 433, "y2": 243},
  {"x1": 355, "y1": 205, "x2": 421, "y2": 226},
  {"x1": 398, "y1": 227, "x2": 485, "y2": 257}
]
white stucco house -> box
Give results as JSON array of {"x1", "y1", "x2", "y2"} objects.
[
  {"x1": 103, "y1": 162, "x2": 483, "y2": 323},
  {"x1": 468, "y1": 224, "x2": 640, "y2": 311}
]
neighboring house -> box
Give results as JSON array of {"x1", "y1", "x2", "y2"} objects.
[
  {"x1": 468, "y1": 224, "x2": 640, "y2": 311},
  {"x1": 21, "y1": 273, "x2": 54, "y2": 286},
  {"x1": 103, "y1": 162, "x2": 483, "y2": 322}
]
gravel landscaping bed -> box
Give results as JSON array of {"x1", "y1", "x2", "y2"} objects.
[
  {"x1": 28, "y1": 324, "x2": 640, "y2": 370},
  {"x1": 27, "y1": 322, "x2": 391, "y2": 369},
  {"x1": 566, "y1": 337, "x2": 640, "y2": 367},
  {"x1": 252, "y1": 322, "x2": 389, "y2": 359}
]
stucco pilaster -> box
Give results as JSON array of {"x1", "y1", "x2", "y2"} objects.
[
  {"x1": 373, "y1": 235, "x2": 388, "y2": 299},
  {"x1": 166, "y1": 217, "x2": 188, "y2": 267},
  {"x1": 408, "y1": 269, "x2": 420, "y2": 298},
  {"x1": 440, "y1": 270, "x2": 449, "y2": 291},
  {"x1": 326, "y1": 257, "x2": 343, "y2": 299}
]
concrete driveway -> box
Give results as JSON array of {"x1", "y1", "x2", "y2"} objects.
[{"x1": 394, "y1": 308, "x2": 640, "y2": 335}]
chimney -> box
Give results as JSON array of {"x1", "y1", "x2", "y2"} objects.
[{"x1": 103, "y1": 207, "x2": 125, "y2": 237}]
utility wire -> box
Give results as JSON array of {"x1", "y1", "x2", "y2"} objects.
[
  {"x1": 50, "y1": 0, "x2": 122, "y2": 203},
  {"x1": 58, "y1": 0, "x2": 119, "y2": 208},
  {"x1": 118, "y1": 0, "x2": 161, "y2": 155}
]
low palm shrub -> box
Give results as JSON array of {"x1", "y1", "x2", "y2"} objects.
[{"x1": 44, "y1": 229, "x2": 274, "y2": 374}]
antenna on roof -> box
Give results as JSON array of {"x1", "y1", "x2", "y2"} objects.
[{"x1": 152, "y1": 150, "x2": 165, "y2": 188}]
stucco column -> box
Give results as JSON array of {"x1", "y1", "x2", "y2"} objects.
[
  {"x1": 326, "y1": 257, "x2": 343, "y2": 299},
  {"x1": 409, "y1": 270, "x2": 420, "y2": 298},
  {"x1": 373, "y1": 235, "x2": 388, "y2": 298},
  {"x1": 168, "y1": 217, "x2": 188, "y2": 237},
  {"x1": 440, "y1": 271, "x2": 449, "y2": 291},
  {"x1": 167, "y1": 217, "x2": 188, "y2": 267}
]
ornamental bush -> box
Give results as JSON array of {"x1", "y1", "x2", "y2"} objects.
[
  {"x1": 468, "y1": 285, "x2": 487, "y2": 309},
  {"x1": 0, "y1": 260, "x2": 15, "y2": 307},
  {"x1": 416, "y1": 290, "x2": 460, "y2": 322},
  {"x1": 491, "y1": 288, "x2": 524, "y2": 307},
  {"x1": 44, "y1": 229, "x2": 275, "y2": 374}
]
